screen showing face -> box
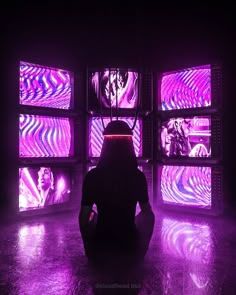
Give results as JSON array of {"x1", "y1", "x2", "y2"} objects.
[
  {"x1": 160, "y1": 65, "x2": 211, "y2": 110},
  {"x1": 160, "y1": 165, "x2": 211, "y2": 208},
  {"x1": 89, "y1": 117, "x2": 142, "y2": 157},
  {"x1": 19, "y1": 167, "x2": 71, "y2": 211},
  {"x1": 161, "y1": 116, "x2": 211, "y2": 158},
  {"x1": 88, "y1": 68, "x2": 139, "y2": 109},
  {"x1": 19, "y1": 114, "x2": 74, "y2": 158},
  {"x1": 19, "y1": 61, "x2": 73, "y2": 109}
]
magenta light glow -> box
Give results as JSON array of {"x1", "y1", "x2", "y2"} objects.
[
  {"x1": 160, "y1": 65, "x2": 211, "y2": 110},
  {"x1": 19, "y1": 114, "x2": 73, "y2": 158},
  {"x1": 89, "y1": 69, "x2": 139, "y2": 109},
  {"x1": 160, "y1": 165, "x2": 211, "y2": 208},
  {"x1": 19, "y1": 167, "x2": 71, "y2": 211},
  {"x1": 161, "y1": 217, "x2": 212, "y2": 264},
  {"x1": 18, "y1": 224, "x2": 45, "y2": 266},
  {"x1": 161, "y1": 116, "x2": 211, "y2": 157},
  {"x1": 19, "y1": 61, "x2": 73, "y2": 109},
  {"x1": 17, "y1": 225, "x2": 75, "y2": 294},
  {"x1": 89, "y1": 117, "x2": 142, "y2": 157}
]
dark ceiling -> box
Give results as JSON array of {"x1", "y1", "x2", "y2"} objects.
[{"x1": 2, "y1": 2, "x2": 234, "y2": 71}]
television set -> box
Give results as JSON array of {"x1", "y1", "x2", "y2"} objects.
[
  {"x1": 19, "y1": 166, "x2": 72, "y2": 213},
  {"x1": 157, "y1": 64, "x2": 221, "y2": 111},
  {"x1": 87, "y1": 67, "x2": 139, "y2": 111},
  {"x1": 157, "y1": 164, "x2": 223, "y2": 215},
  {"x1": 88, "y1": 117, "x2": 143, "y2": 158},
  {"x1": 19, "y1": 61, "x2": 74, "y2": 110},
  {"x1": 19, "y1": 114, "x2": 74, "y2": 158},
  {"x1": 87, "y1": 67, "x2": 153, "y2": 114},
  {"x1": 158, "y1": 113, "x2": 222, "y2": 162}
]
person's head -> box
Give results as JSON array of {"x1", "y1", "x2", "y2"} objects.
[
  {"x1": 97, "y1": 120, "x2": 138, "y2": 170},
  {"x1": 37, "y1": 167, "x2": 54, "y2": 191}
]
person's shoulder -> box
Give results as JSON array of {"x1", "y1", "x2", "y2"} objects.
[
  {"x1": 85, "y1": 167, "x2": 96, "y2": 175},
  {"x1": 136, "y1": 167, "x2": 145, "y2": 176},
  {"x1": 137, "y1": 168, "x2": 148, "y2": 181},
  {"x1": 84, "y1": 167, "x2": 101, "y2": 179}
]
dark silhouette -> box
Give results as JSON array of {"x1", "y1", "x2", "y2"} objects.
[{"x1": 79, "y1": 120, "x2": 155, "y2": 271}]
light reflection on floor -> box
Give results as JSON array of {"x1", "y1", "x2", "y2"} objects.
[{"x1": 0, "y1": 207, "x2": 236, "y2": 294}]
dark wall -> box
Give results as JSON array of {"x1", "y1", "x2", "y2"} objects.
[{"x1": 2, "y1": 3, "x2": 236, "y2": 212}]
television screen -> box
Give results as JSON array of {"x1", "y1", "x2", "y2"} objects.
[
  {"x1": 19, "y1": 114, "x2": 74, "y2": 158},
  {"x1": 160, "y1": 116, "x2": 211, "y2": 158},
  {"x1": 19, "y1": 61, "x2": 74, "y2": 109},
  {"x1": 87, "y1": 68, "x2": 139, "y2": 110},
  {"x1": 157, "y1": 164, "x2": 223, "y2": 215},
  {"x1": 160, "y1": 165, "x2": 212, "y2": 209},
  {"x1": 159, "y1": 64, "x2": 211, "y2": 110},
  {"x1": 19, "y1": 166, "x2": 71, "y2": 212},
  {"x1": 88, "y1": 117, "x2": 142, "y2": 157}
]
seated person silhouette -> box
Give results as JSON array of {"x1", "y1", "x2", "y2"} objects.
[{"x1": 79, "y1": 120, "x2": 155, "y2": 267}]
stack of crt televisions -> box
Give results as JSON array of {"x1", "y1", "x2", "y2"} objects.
[
  {"x1": 18, "y1": 61, "x2": 82, "y2": 216},
  {"x1": 154, "y1": 63, "x2": 223, "y2": 216},
  {"x1": 86, "y1": 67, "x2": 154, "y2": 214}
]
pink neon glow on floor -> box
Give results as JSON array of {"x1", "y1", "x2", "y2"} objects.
[{"x1": 0, "y1": 207, "x2": 236, "y2": 294}]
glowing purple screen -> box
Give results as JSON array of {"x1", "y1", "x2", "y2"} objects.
[
  {"x1": 89, "y1": 117, "x2": 142, "y2": 157},
  {"x1": 19, "y1": 61, "x2": 73, "y2": 109},
  {"x1": 19, "y1": 167, "x2": 71, "y2": 211},
  {"x1": 161, "y1": 165, "x2": 211, "y2": 208},
  {"x1": 19, "y1": 114, "x2": 73, "y2": 158},
  {"x1": 160, "y1": 65, "x2": 211, "y2": 110},
  {"x1": 89, "y1": 69, "x2": 139, "y2": 109},
  {"x1": 161, "y1": 217, "x2": 212, "y2": 263},
  {"x1": 161, "y1": 116, "x2": 211, "y2": 157}
]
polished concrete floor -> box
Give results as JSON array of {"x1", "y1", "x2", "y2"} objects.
[{"x1": 1, "y1": 206, "x2": 236, "y2": 295}]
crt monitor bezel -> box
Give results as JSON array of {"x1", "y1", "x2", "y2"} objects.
[
  {"x1": 19, "y1": 60, "x2": 75, "y2": 110},
  {"x1": 156, "y1": 110, "x2": 223, "y2": 164},
  {"x1": 156, "y1": 63, "x2": 222, "y2": 113},
  {"x1": 156, "y1": 163, "x2": 223, "y2": 216},
  {"x1": 18, "y1": 163, "x2": 74, "y2": 216},
  {"x1": 19, "y1": 113, "x2": 75, "y2": 159}
]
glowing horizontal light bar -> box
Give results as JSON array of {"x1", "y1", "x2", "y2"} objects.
[{"x1": 104, "y1": 135, "x2": 133, "y2": 138}]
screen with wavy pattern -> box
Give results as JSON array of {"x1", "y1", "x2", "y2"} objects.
[
  {"x1": 19, "y1": 166, "x2": 71, "y2": 211},
  {"x1": 159, "y1": 65, "x2": 211, "y2": 110},
  {"x1": 19, "y1": 114, "x2": 74, "y2": 158},
  {"x1": 19, "y1": 61, "x2": 73, "y2": 109},
  {"x1": 160, "y1": 165, "x2": 211, "y2": 208},
  {"x1": 88, "y1": 68, "x2": 139, "y2": 110},
  {"x1": 88, "y1": 117, "x2": 142, "y2": 157}
]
